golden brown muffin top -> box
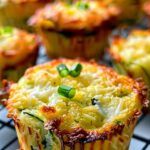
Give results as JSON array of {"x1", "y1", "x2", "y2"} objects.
[
  {"x1": 109, "y1": 30, "x2": 150, "y2": 63},
  {"x1": 7, "y1": 59, "x2": 147, "y2": 143},
  {"x1": 29, "y1": 1, "x2": 120, "y2": 31},
  {"x1": 142, "y1": 0, "x2": 150, "y2": 16},
  {"x1": 0, "y1": 26, "x2": 38, "y2": 68}
]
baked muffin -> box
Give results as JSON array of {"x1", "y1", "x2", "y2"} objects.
[
  {"x1": 29, "y1": 1, "x2": 120, "y2": 59},
  {"x1": 6, "y1": 59, "x2": 147, "y2": 150},
  {"x1": 102, "y1": 0, "x2": 142, "y2": 25},
  {"x1": 0, "y1": 26, "x2": 39, "y2": 85},
  {"x1": 141, "y1": 0, "x2": 150, "y2": 16},
  {"x1": 109, "y1": 30, "x2": 150, "y2": 107},
  {"x1": 0, "y1": 0, "x2": 49, "y2": 30}
]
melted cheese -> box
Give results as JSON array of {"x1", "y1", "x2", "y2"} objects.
[{"x1": 7, "y1": 59, "x2": 142, "y2": 132}]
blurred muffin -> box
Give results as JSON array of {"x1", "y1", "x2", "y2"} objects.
[
  {"x1": 0, "y1": 0, "x2": 50, "y2": 30},
  {"x1": 29, "y1": 1, "x2": 120, "y2": 59},
  {"x1": 109, "y1": 30, "x2": 150, "y2": 108},
  {"x1": 141, "y1": 0, "x2": 150, "y2": 16},
  {"x1": 0, "y1": 26, "x2": 39, "y2": 85},
  {"x1": 105, "y1": 0, "x2": 143, "y2": 25},
  {"x1": 6, "y1": 59, "x2": 147, "y2": 149}
]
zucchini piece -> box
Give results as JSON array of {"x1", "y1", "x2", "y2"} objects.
[
  {"x1": 23, "y1": 112, "x2": 44, "y2": 123},
  {"x1": 91, "y1": 98, "x2": 106, "y2": 117},
  {"x1": 31, "y1": 146, "x2": 38, "y2": 150},
  {"x1": 113, "y1": 61, "x2": 150, "y2": 88},
  {"x1": 42, "y1": 131, "x2": 53, "y2": 150},
  {"x1": 42, "y1": 131, "x2": 61, "y2": 150},
  {"x1": 115, "y1": 120, "x2": 123, "y2": 126},
  {"x1": 129, "y1": 62, "x2": 150, "y2": 87},
  {"x1": 112, "y1": 61, "x2": 127, "y2": 75}
]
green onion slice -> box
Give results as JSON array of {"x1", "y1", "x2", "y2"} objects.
[
  {"x1": 58, "y1": 85, "x2": 76, "y2": 99},
  {"x1": 69, "y1": 63, "x2": 82, "y2": 77},
  {"x1": 57, "y1": 64, "x2": 69, "y2": 77},
  {"x1": 91, "y1": 98, "x2": 106, "y2": 117}
]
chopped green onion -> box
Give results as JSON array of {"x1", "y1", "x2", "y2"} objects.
[
  {"x1": 58, "y1": 85, "x2": 76, "y2": 99},
  {"x1": 57, "y1": 64, "x2": 69, "y2": 77},
  {"x1": 0, "y1": 26, "x2": 13, "y2": 35},
  {"x1": 69, "y1": 63, "x2": 82, "y2": 77},
  {"x1": 76, "y1": 2, "x2": 89, "y2": 10},
  {"x1": 91, "y1": 98, "x2": 106, "y2": 117}
]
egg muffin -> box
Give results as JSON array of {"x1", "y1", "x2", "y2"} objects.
[
  {"x1": 5, "y1": 59, "x2": 147, "y2": 150},
  {"x1": 0, "y1": 26, "x2": 39, "y2": 85},
  {"x1": 29, "y1": 1, "x2": 120, "y2": 59},
  {"x1": 0, "y1": 0, "x2": 49, "y2": 30},
  {"x1": 101, "y1": 0, "x2": 137, "y2": 24},
  {"x1": 109, "y1": 30, "x2": 150, "y2": 108},
  {"x1": 141, "y1": 0, "x2": 150, "y2": 17}
]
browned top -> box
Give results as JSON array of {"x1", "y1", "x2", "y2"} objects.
[
  {"x1": 0, "y1": 27, "x2": 39, "y2": 69},
  {"x1": 29, "y1": 1, "x2": 120, "y2": 31},
  {"x1": 6, "y1": 59, "x2": 148, "y2": 145}
]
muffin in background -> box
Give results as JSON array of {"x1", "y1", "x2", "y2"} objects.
[
  {"x1": 0, "y1": 0, "x2": 50, "y2": 30},
  {"x1": 109, "y1": 30, "x2": 150, "y2": 108},
  {"x1": 0, "y1": 26, "x2": 39, "y2": 85},
  {"x1": 141, "y1": 0, "x2": 150, "y2": 17},
  {"x1": 101, "y1": 0, "x2": 143, "y2": 25},
  {"x1": 6, "y1": 59, "x2": 147, "y2": 150},
  {"x1": 29, "y1": 1, "x2": 120, "y2": 59}
]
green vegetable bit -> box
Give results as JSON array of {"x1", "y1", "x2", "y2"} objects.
[
  {"x1": 57, "y1": 64, "x2": 69, "y2": 77},
  {"x1": 42, "y1": 131, "x2": 53, "y2": 149},
  {"x1": 0, "y1": 26, "x2": 13, "y2": 35},
  {"x1": 58, "y1": 85, "x2": 76, "y2": 99},
  {"x1": 76, "y1": 1, "x2": 89, "y2": 10},
  {"x1": 69, "y1": 63, "x2": 82, "y2": 77},
  {"x1": 115, "y1": 120, "x2": 123, "y2": 126},
  {"x1": 23, "y1": 112, "x2": 44, "y2": 123},
  {"x1": 91, "y1": 98, "x2": 106, "y2": 117}
]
